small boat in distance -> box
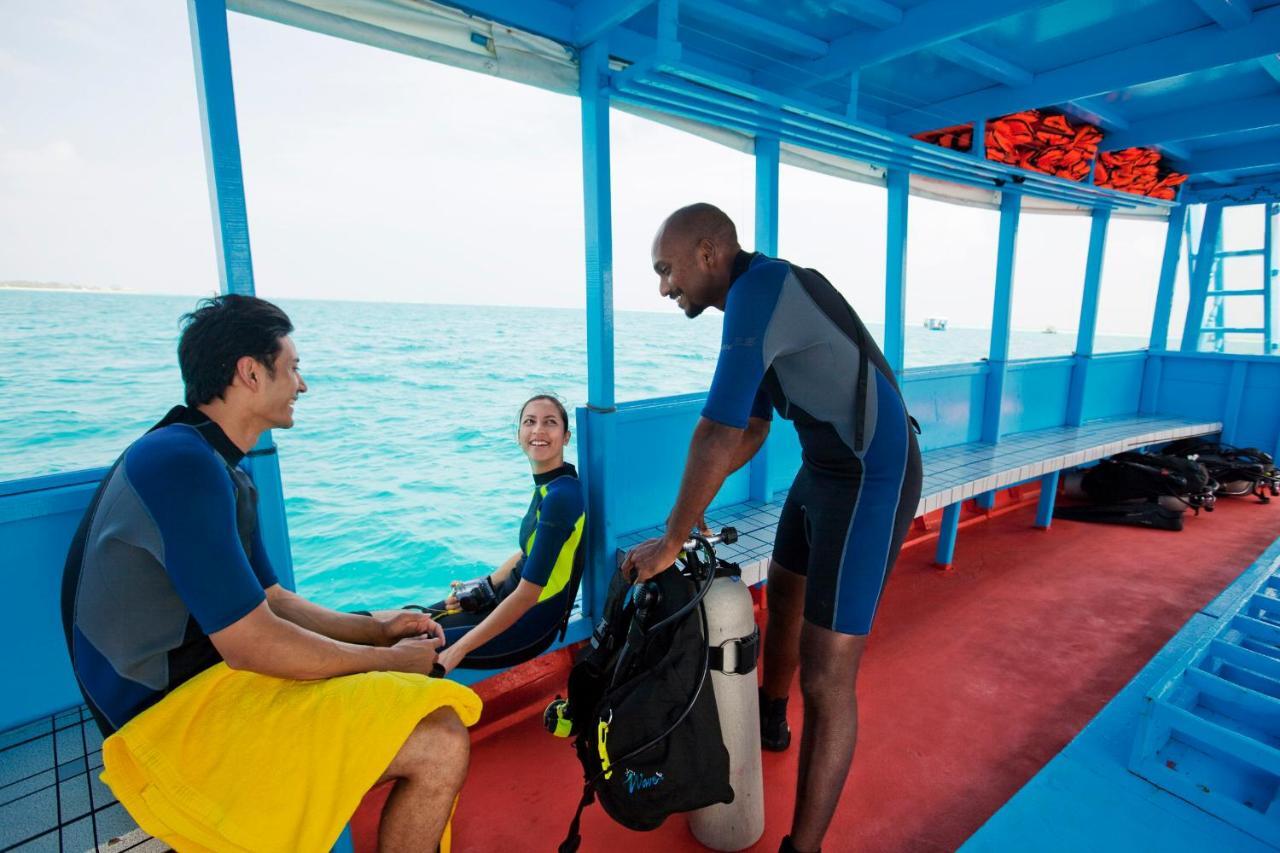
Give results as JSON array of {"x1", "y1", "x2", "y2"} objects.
[{"x1": 924, "y1": 317, "x2": 948, "y2": 331}]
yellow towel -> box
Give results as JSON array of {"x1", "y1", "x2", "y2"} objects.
[{"x1": 100, "y1": 663, "x2": 482, "y2": 853}]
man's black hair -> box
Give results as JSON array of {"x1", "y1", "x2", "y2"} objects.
[{"x1": 178, "y1": 294, "x2": 294, "y2": 407}]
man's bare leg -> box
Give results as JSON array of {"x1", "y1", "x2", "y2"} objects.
[
  {"x1": 762, "y1": 560, "x2": 805, "y2": 700},
  {"x1": 790, "y1": 624, "x2": 867, "y2": 852},
  {"x1": 375, "y1": 707, "x2": 470, "y2": 853}
]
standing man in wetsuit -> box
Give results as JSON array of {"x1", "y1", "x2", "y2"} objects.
[{"x1": 623, "y1": 203, "x2": 923, "y2": 853}]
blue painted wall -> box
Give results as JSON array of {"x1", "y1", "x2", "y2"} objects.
[
  {"x1": 0, "y1": 472, "x2": 103, "y2": 731},
  {"x1": 1001, "y1": 357, "x2": 1073, "y2": 434},
  {"x1": 900, "y1": 363, "x2": 987, "y2": 450},
  {"x1": 1082, "y1": 352, "x2": 1146, "y2": 421}
]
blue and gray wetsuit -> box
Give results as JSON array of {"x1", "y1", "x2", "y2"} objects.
[
  {"x1": 61, "y1": 406, "x2": 277, "y2": 735},
  {"x1": 704, "y1": 251, "x2": 923, "y2": 635},
  {"x1": 428, "y1": 462, "x2": 586, "y2": 668}
]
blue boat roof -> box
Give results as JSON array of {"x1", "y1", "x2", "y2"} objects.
[{"x1": 234, "y1": 0, "x2": 1280, "y2": 207}]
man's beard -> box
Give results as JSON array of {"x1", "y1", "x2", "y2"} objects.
[{"x1": 684, "y1": 303, "x2": 706, "y2": 319}]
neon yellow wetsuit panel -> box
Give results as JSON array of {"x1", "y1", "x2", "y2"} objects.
[{"x1": 516, "y1": 462, "x2": 586, "y2": 603}]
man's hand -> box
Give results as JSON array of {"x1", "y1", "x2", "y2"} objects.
[
  {"x1": 622, "y1": 535, "x2": 684, "y2": 582},
  {"x1": 388, "y1": 634, "x2": 444, "y2": 675},
  {"x1": 370, "y1": 610, "x2": 445, "y2": 646}
]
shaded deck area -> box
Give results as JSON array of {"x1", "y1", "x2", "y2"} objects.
[
  {"x1": 5, "y1": 492, "x2": 1278, "y2": 851},
  {"x1": 429, "y1": 494, "x2": 1280, "y2": 852}
]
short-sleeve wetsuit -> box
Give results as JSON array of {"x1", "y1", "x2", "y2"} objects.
[
  {"x1": 704, "y1": 251, "x2": 923, "y2": 635},
  {"x1": 428, "y1": 462, "x2": 586, "y2": 668},
  {"x1": 61, "y1": 406, "x2": 278, "y2": 735}
]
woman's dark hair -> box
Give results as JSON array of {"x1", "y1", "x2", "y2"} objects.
[
  {"x1": 178, "y1": 294, "x2": 294, "y2": 407},
  {"x1": 518, "y1": 394, "x2": 571, "y2": 437}
]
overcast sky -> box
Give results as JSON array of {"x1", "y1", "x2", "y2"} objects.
[{"x1": 2, "y1": 1, "x2": 1263, "y2": 336}]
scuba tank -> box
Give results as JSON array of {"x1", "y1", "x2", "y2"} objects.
[{"x1": 687, "y1": 544, "x2": 764, "y2": 851}]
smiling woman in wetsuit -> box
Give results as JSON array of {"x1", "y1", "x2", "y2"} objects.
[{"x1": 410, "y1": 395, "x2": 586, "y2": 675}]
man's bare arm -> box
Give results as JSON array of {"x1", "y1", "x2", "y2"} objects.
[
  {"x1": 266, "y1": 585, "x2": 384, "y2": 644},
  {"x1": 211, "y1": 601, "x2": 440, "y2": 680},
  {"x1": 727, "y1": 417, "x2": 770, "y2": 474}
]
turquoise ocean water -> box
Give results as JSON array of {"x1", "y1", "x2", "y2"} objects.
[{"x1": 1, "y1": 290, "x2": 1145, "y2": 610}]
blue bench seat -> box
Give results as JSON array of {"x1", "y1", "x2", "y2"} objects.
[{"x1": 618, "y1": 414, "x2": 1222, "y2": 581}]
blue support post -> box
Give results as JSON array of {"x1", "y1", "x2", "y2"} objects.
[
  {"x1": 1181, "y1": 202, "x2": 1224, "y2": 352},
  {"x1": 885, "y1": 169, "x2": 910, "y2": 377},
  {"x1": 934, "y1": 502, "x2": 962, "y2": 570},
  {"x1": 1222, "y1": 360, "x2": 1248, "y2": 445},
  {"x1": 1066, "y1": 208, "x2": 1111, "y2": 426},
  {"x1": 982, "y1": 192, "x2": 1022, "y2": 444},
  {"x1": 1139, "y1": 354, "x2": 1163, "y2": 414},
  {"x1": 1266, "y1": 203, "x2": 1276, "y2": 354},
  {"x1": 1148, "y1": 204, "x2": 1187, "y2": 351},
  {"x1": 975, "y1": 491, "x2": 996, "y2": 511},
  {"x1": 188, "y1": 0, "x2": 254, "y2": 296},
  {"x1": 579, "y1": 41, "x2": 617, "y2": 620},
  {"x1": 188, "y1": 0, "x2": 295, "y2": 589},
  {"x1": 1034, "y1": 470, "x2": 1061, "y2": 530},
  {"x1": 749, "y1": 135, "x2": 780, "y2": 503}
]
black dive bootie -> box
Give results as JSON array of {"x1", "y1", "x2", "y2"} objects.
[
  {"x1": 779, "y1": 836, "x2": 820, "y2": 853},
  {"x1": 759, "y1": 687, "x2": 791, "y2": 751}
]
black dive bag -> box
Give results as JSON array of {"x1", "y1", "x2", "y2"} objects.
[
  {"x1": 1055, "y1": 450, "x2": 1216, "y2": 531},
  {"x1": 554, "y1": 542, "x2": 734, "y2": 852},
  {"x1": 1162, "y1": 438, "x2": 1280, "y2": 503},
  {"x1": 1080, "y1": 451, "x2": 1216, "y2": 511}
]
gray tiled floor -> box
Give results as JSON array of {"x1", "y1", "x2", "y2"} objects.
[
  {"x1": 0, "y1": 706, "x2": 151, "y2": 852},
  {"x1": 618, "y1": 414, "x2": 1222, "y2": 584}
]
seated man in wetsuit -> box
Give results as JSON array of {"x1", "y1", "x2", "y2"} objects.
[
  {"x1": 623, "y1": 204, "x2": 923, "y2": 853},
  {"x1": 61, "y1": 295, "x2": 478, "y2": 853},
  {"x1": 404, "y1": 395, "x2": 586, "y2": 673}
]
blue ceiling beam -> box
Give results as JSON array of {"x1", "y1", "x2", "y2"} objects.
[
  {"x1": 1191, "y1": 0, "x2": 1253, "y2": 29},
  {"x1": 763, "y1": 0, "x2": 1060, "y2": 90},
  {"x1": 1187, "y1": 139, "x2": 1280, "y2": 175},
  {"x1": 1200, "y1": 171, "x2": 1238, "y2": 184},
  {"x1": 1262, "y1": 54, "x2": 1280, "y2": 84},
  {"x1": 1063, "y1": 99, "x2": 1129, "y2": 130},
  {"x1": 1157, "y1": 142, "x2": 1194, "y2": 160},
  {"x1": 933, "y1": 41, "x2": 1032, "y2": 87},
  {"x1": 685, "y1": 1, "x2": 829, "y2": 58},
  {"x1": 891, "y1": 6, "x2": 1280, "y2": 133},
  {"x1": 1105, "y1": 95, "x2": 1280, "y2": 149},
  {"x1": 829, "y1": 0, "x2": 904, "y2": 29},
  {"x1": 1183, "y1": 172, "x2": 1280, "y2": 203},
  {"x1": 574, "y1": 0, "x2": 655, "y2": 46},
  {"x1": 445, "y1": 0, "x2": 574, "y2": 41}
]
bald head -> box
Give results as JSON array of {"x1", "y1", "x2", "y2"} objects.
[
  {"x1": 656, "y1": 203, "x2": 740, "y2": 254},
  {"x1": 651, "y1": 203, "x2": 743, "y2": 319}
]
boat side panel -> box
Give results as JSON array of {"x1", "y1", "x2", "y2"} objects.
[
  {"x1": 901, "y1": 363, "x2": 986, "y2": 451},
  {"x1": 1081, "y1": 351, "x2": 1146, "y2": 422},
  {"x1": 1001, "y1": 358, "x2": 1072, "y2": 434},
  {"x1": 0, "y1": 479, "x2": 96, "y2": 731}
]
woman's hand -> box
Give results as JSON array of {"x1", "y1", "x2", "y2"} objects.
[
  {"x1": 370, "y1": 609, "x2": 445, "y2": 646},
  {"x1": 436, "y1": 644, "x2": 462, "y2": 675}
]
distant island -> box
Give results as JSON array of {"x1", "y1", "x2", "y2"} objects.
[{"x1": 0, "y1": 280, "x2": 128, "y2": 293}]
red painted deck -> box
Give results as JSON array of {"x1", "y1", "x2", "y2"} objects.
[{"x1": 354, "y1": 494, "x2": 1280, "y2": 852}]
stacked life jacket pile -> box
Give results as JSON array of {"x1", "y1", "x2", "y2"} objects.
[{"x1": 914, "y1": 109, "x2": 1185, "y2": 199}]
